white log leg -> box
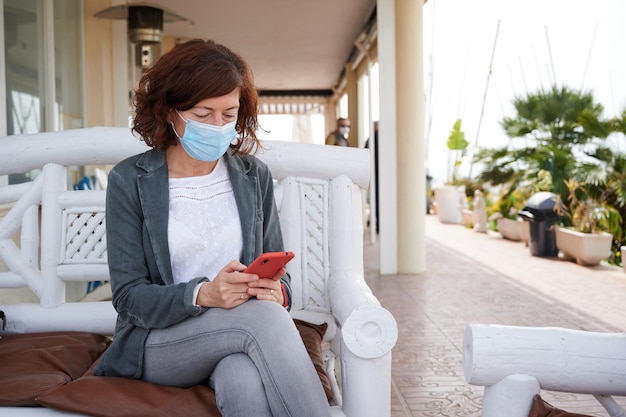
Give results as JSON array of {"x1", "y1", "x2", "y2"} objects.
[
  {"x1": 482, "y1": 374, "x2": 539, "y2": 417},
  {"x1": 40, "y1": 163, "x2": 66, "y2": 307},
  {"x1": 594, "y1": 395, "x2": 626, "y2": 417},
  {"x1": 340, "y1": 344, "x2": 392, "y2": 417}
]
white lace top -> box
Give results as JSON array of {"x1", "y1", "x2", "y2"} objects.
[{"x1": 167, "y1": 157, "x2": 243, "y2": 284}]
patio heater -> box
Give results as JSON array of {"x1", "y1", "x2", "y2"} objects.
[
  {"x1": 94, "y1": 3, "x2": 194, "y2": 44},
  {"x1": 127, "y1": 5, "x2": 164, "y2": 44},
  {"x1": 95, "y1": 3, "x2": 194, "y2": 68}
]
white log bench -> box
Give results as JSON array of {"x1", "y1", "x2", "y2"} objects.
[
  {"x1": 463, "y1": 323, "x2": 626, "y2": 417},
  {"x1": 0, "y1": 127, "x2": 398, "y2": 417}
]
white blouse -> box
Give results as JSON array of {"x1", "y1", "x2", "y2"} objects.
[{"x1": 167, "y1": 157, "x2": 243, "y2": 284}]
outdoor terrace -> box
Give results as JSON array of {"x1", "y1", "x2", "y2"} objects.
[{"x1": 367, "y1": 214, "x2": 626, "y2": 417}]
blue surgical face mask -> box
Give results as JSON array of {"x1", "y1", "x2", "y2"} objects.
[{"x1": 171, "y1": 110, "x2": 237, "y2": 162}]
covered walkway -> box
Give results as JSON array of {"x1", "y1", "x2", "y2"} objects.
[{"x1": 366, "y1": 214, "x2": 626, "y2": 416}]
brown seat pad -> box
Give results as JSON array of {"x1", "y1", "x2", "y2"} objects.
[
  {"x1": 0, "y1": 319, "x2": 332, "y2": 416},
  {"x1": 0, "y1": 331, "x2": 109, "y2": 406},
  {"x1": 37, "y1": 355, "x2": 220, "y2": 417}
]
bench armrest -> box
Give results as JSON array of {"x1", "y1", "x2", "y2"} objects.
[
  {"x1": 329, "y1": 270, "x2": 397, "y2": 417},
  {"x1": 329, "y1": 270, "x2": 397, "y2": 359}
]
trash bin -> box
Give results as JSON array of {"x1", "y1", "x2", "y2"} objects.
[{"x1": 518, "y1": 192, "x2": 560, "y2": 257}]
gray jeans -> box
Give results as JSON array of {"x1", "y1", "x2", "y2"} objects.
[{"x1": 143, "y1": 299, "x2": 331, "y2": 417}]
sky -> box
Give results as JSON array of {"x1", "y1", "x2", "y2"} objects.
[{"x1": 423, "y1": 0, "x2": 626, "y2": 187}]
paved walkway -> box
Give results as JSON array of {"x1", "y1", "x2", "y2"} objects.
[{"x1": 364, "y1": 214, "x2": 626, "y2": 417}]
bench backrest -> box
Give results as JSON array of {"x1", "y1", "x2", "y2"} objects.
[{"x1": 0, "y1": 127, "x2": 370, "y2": 334}]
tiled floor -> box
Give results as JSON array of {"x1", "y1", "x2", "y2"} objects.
[{"x1": 364, "y1": 215, "x2": 626, "y2": 417}]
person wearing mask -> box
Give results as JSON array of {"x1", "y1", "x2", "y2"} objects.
[
  {"x1": 325, "y1": 117, "x2": 350, "y2": 146},
  {"x1": 94, "y1": 39, "x2": 331, "y2": 417}
]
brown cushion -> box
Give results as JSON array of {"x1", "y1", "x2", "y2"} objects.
[
  {"x1": 293, "y1": 318, "x2": 333, "y2": 402},
  {"x1": 0, "y1": 331, "x2": 109, "y2": 406},
  {"x1": 37, "y1": 319, "x2": 332, "y2": 416},
  {"x1": 37, "y1": 356, "x2": 220, "y2": 417},
  {"x1": 528, "y1": 394, "x2": 594, "y2": 417},
  {"x1": 293, "y1": 319, "x2": 333, "y2": 402}
]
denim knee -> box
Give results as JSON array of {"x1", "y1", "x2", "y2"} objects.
[{"x1": 210, "y1": 353, "x2": 272, "y2": 417}]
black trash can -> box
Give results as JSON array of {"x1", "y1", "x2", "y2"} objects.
[{"x1": 518, "y1": 192, "x2": 560, "y2": 257}]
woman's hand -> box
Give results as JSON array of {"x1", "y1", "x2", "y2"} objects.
[
  {"x1": 246, "y1": 267, "x2": 286, "y2": 305},
  {"x1": 196, "y1": 260, "x2": 258, "y2": 309}
]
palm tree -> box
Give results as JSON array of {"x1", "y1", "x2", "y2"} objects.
[
  {"x1": 579, "y1": 108, "x2": 626, "y2": 263},
  {"x1": 474, "y1": 86, "x2": 609, "y2": 201}
]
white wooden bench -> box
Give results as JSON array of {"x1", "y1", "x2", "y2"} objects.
[
  {"x1": 0, "y1": 127, "x2": 398, "y2": 417},
  {"x1": 463, "y1": 323, "x2": 626, "y2": 417}
]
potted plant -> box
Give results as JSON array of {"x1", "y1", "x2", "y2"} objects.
[
  {"x1": 458, "y1": 178, "x2": 485, "y2": 229},
  {"x1": 490, "y1": 170, "x2": 553, "y2": 244},
  {"x1": 554, "y1": 179, "x2": 620, "y2": 266},
  {"x1": 489, "y1": 183, "x2": 533, "y2": 242}
]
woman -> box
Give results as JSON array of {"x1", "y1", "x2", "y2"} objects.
[{"x1": 94, "y1": 39, "x2": 331, "y2": 417}]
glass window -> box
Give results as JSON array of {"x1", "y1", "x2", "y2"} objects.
[
  {"x1": 5, "y1": 0, "x2": 43, "y2": 136},
  {"x1": 5, "y1": 0, "x2": 43, "y2": 184},
  {"x1": 54, "y1": 0, "x2": 84, "y2": 130},
  {"x1": 3, "y1": 0, "x2": 84, "y2": 184}
]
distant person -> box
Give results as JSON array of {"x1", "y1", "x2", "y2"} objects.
[
  {"x1": 365, "y1": 121, "x2": 379, "y2": 233},
  {"x1": 325, "y1": 117, "x2": 350, "y2": 146}
]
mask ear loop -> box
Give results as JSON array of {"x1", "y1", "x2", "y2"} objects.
[
  {"x1": 171, "y1": 121, "x2": 183, "y2": 140},
  {"x1": 175, "y1": 109, "x2": 187, "y2": 123},
  {"x1": 171, "y1": 109, "x2": 187, "y2": 140}
]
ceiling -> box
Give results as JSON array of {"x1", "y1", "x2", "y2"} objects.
[{"x1": 110, "y1": 0, "x2": 378, "y2": 95}]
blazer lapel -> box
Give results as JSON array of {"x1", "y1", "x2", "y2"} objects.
[{"x1": 136, "y1": 151, "x2": 174, "y2": 284}]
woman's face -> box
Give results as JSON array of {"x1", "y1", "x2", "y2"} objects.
[{"x1": 171, "y1": 88, "x2": 240, "y2": 136}]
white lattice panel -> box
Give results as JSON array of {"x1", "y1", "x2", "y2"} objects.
[
  {"x1": 299, "y1": 179, "x2": 330, "y2": 311},
  {"x1": 61, "y1": 210, "x2": 107, "y2": 264}
]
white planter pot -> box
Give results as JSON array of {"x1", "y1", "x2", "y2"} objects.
[
  {"x1": 462, "y1": 209, "x2": 473, "y2": 228},
  {"x1": 497, "y1": 217, "x2": 522, "y2": 241},
  {"x1": 555, "y1": 226, "x2": 613, "y2": 266},
  {"x1": 519, "y1": 220, "x2": 530, "y2": 247},
  {"x1": 434, "y1": 186, "x2": 462, "y2": 224},
  {"x1": 622, "y1": 246, "x2": 626, "y2": 274}
]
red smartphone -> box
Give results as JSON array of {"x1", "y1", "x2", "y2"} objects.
[{"x1": 244, "y1": 251, "x2": 295, "y2": 279}]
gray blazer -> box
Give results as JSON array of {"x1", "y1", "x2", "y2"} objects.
[{"x1": 94, "y1": 148, "x2": 290, "y2": 378}]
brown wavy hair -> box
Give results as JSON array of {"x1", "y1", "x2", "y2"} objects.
[{"x1": 132, "y1": 39, "x2": 260, "y2": 154}]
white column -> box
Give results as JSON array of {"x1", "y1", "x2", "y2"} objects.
[
  {"x1": 376, "y1": 0, "x2": 399, "y2": 274},
  {"x1": 345, "y1": 63, "x2": 358, "y2": 147},
  {"x1": 112, "y1": 19, "x2": 129, "y2": 127},
  {"x1": 395, "y1": 0, "x2": 426, "y2": 273},
  {"x1": 377, "y1": 0, "x2": 426, "y2": 274}
]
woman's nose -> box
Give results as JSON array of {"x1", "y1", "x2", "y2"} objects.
[{"x1": 208, "y1": 115, "x2": 225, "y2": 126}]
